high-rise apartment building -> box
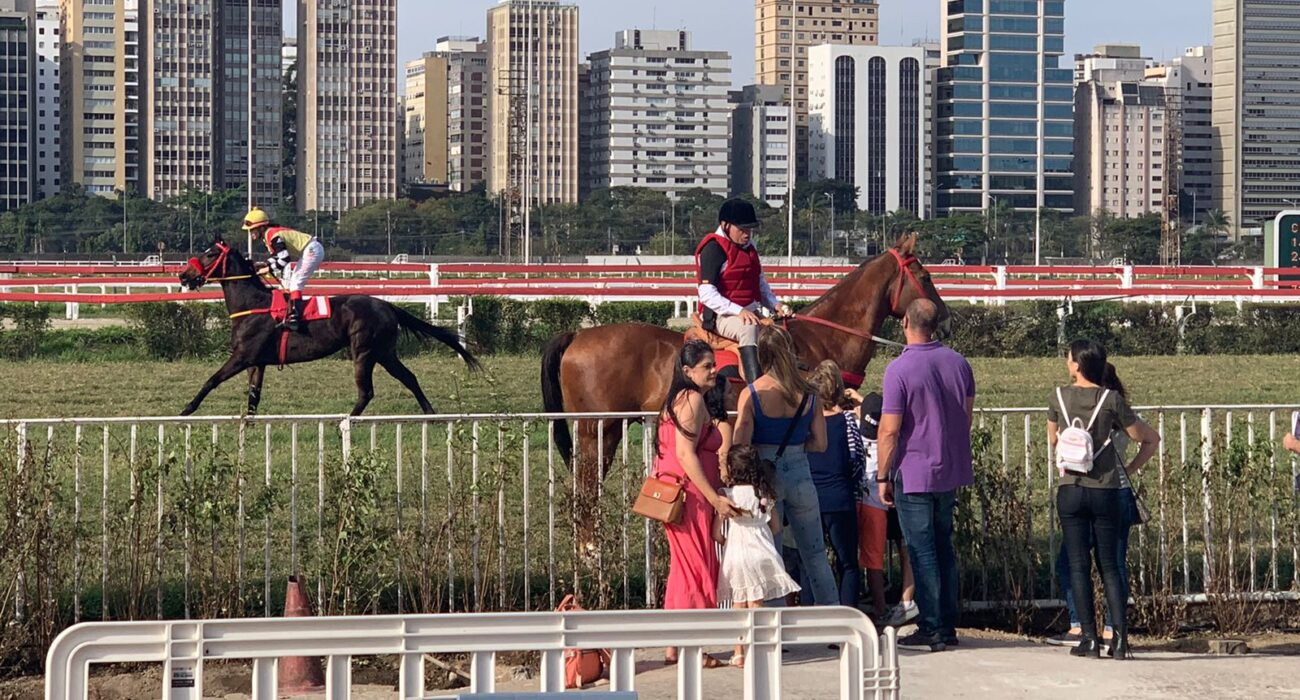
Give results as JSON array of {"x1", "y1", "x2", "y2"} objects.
[
  {"x1": 1073, "y1": 44, "x2": 1150, "y2": 85},
  {"x1": 935, "y1": 0, "x2": 1073, "y2": 215},
  {"x1": 808, "y1": 45, "x2": 928, "y2": 216},
  {"x1": 919, "y1": 41, "x2": 940, "y2": 217},
  {"x1": 1213, "y1": 0, "x2": 1300, "y2": 233},
  {"x1": 34, "y1": 0, "x2": 59, "y2": 200},
  {"x1": 755, "y1": 0, "x2": 879, "y2": 181},
  {"x1": 1145, "y1": 46, "x2": 1213, "y2": 223},
  {"x1": 143, "y1": 0, "x2": 282, "y2": 202},
  {"x1": 403, "y1": 37, "x2": 487, "y2": 192},
  {"x1": 60, "y1": 0, "x2": 139, "y2": 198},
  {"x1": 0, "y1": 1, "x2": 33, "y2": 211},
  {"x1": 585, "y1": 30, "x2": 732, "y2": 199},
  {"x1": 298, "y1": 0, "x2": 398, "y2": 214},
  {"x1": 730, "y1": 84, "x2": 790, "y2": 207},
  {"x1": 1074, "y1": 80, "x2": 1168, "y2": 217},
  {"x1": 487, "y1": 0, "x2": 580, "y2": 205}
]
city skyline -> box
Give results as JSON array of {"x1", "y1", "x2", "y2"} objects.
[{"x1": 323, "y1": 0, "x2": 1215, "y2": 90}]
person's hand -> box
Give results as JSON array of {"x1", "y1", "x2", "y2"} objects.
[
  {"x1": 845, "y1": 388, "x2": 864, "y2": 403},
  {"x1": 711, "y1": 493, "x2": 741, "y2": 519},
  {"x1": 738, "y1": 308, "x2": 761, "y2": 326},
  {"x1": 1284, "y1": 433, "x2": 1300, "y2": 454},
  {"x1": 878, "y1": 480, "x2": 894, "y2": 508},
  {"x1": 776, "y1": 303, "x2": 794, "y2": 319}
]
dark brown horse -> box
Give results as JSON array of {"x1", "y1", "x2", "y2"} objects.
[
  {"x1": 177, "y1": 237, "x2": 480, "y2": 416},
  {"x1": 541, "y1": 235, "x2": 949, "y2": 526}
]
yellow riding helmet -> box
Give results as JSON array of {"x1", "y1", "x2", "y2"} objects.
[{"x1": 242, "y1": 207, "x2": 270, "y2": 231}]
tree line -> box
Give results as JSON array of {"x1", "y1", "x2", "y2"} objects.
[{"x1": 0, "y1": 181, "x2": 1254, "y2": 265}]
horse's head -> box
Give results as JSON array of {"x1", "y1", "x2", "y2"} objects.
[
  {"x1": 179, "y1": 236, "x2": 250, "y2": 290},
  {"x1": 885, "y1": 232, "x2": 950, "y2": 337}
]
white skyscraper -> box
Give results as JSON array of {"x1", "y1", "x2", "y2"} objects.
[{"x1": 33, "y1": 0, "x2": 59, "y2": 200}]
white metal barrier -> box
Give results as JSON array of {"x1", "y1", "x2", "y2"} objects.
[{"x1": 44, "y1": 607, "x2": 899, "y2": 700}]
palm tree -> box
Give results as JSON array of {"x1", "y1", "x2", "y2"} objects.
[{"x1": 1203, "y1": 209, "x2": 1231, "y2": 261}]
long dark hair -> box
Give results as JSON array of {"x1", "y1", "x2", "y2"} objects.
[
  {"x1": 1069, "y1": 339, "x2": 1127, "y2": 398},
  {"x1": 725, "y1": 445, "x2": 778, "y2": 505},
  {"x1": 655, "y1": 340, "x2": 717, "y2": 457}
]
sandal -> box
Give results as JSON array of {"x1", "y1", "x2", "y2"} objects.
[
  {"x1": 702, "y1": 654, "x2": 725, "y2": 669},
  {"x1": 729, "y1": 654, "x2": 745, "y2": 669}
]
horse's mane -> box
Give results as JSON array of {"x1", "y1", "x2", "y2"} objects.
[{"x1": 796, "y1": 252, "x2": 890, "y2": 318}]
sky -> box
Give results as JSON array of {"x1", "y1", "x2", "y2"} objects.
[{"x1": 284, "y1": 0, "x2": 1213, "y2": 90}]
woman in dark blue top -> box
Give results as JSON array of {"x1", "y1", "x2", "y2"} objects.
[
  {"x1": 734, "y1": 326, "x2": 837, "y2": 605},
  {"x1": 805, "y1": 361, "x2": 865, "y2": 607}
]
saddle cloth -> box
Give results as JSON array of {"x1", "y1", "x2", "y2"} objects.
[{"x1": 270, "y1": 292, "x2": 333, "y2": 324}]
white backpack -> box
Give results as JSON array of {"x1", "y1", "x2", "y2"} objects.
[{"x1": 1055, "y1": 387, "x2": 1112, "y2": 475}]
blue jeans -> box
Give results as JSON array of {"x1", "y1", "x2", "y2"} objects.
[
  {"x1": 896, "y1": 490, "x2": 960, "y2": 639},
  {"x1": 759, "y1": 445, "x2": 839, "y2": 605},
  {"x1": 791, "y1": 510, "x2": 862, "y2": 607},
  {"x1": 1056, "y1": 487, "x2": 1136, "y2": 629}
]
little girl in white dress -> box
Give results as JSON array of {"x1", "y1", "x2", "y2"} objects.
[{"x1": 713, "y1": 445, "x2": 802, "y2": 668}]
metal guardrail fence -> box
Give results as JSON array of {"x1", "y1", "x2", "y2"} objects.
[
  {"x1": 44, "y1": 607, "x2": 900, "y2": 700},
  {"x1": 3, "y1": 406, "x2": 1299, "y2": 642}
]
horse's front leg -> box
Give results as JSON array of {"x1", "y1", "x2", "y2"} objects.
[
  {"x1": 180, "y1": 356, "x2": 250, "y2": 416},
  {"x1": 245, "y1": 366, "x2": 266, "y2": 417}
]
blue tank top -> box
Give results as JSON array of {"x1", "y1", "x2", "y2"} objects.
[{"x1": 749, "y1": 383, "x2": 813, "y2": 446}]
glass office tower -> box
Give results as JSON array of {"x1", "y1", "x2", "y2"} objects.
[{"x1": 935, "y1": 0, "x2": 1073, "y2": 214}]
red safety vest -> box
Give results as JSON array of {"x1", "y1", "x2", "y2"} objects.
[{"x1": 694, "y1": 230, "x2": 762, "y2": 314}]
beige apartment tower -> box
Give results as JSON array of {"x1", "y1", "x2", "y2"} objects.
[
  {"x1": 298, "y1": 0, "x2": 398, "y2": 214},
  {"x1": 60, "y1": 0, "x2": 140, "y2": 198},
  {"x1": 403, "y1": 37, "x2": 487, "y2": 192},
  {"x1": 755, "y1": 0, "x2": 878, "y2": 180},
  {"x1": 1213, "y1": 0, "x2": 1300, "y2": 233},
  {"x1": 486, "y1": 0, "x2": 580, "y2": 205}
]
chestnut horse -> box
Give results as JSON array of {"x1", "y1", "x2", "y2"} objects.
[{"x1": 541, "y1": 235, "x2": 948, "y2": 533}]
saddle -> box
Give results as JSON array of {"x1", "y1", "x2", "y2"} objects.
[
  {"x1": 684, "y1": 313, "x2": 774, "y2": 354},
  {"x1": 269, "y1": 292, "x2": 333, "y2": 324}
]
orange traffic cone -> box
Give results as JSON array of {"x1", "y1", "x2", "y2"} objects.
[{"x1": 278, "y1": 575, "x2": 325, "y2": 695}]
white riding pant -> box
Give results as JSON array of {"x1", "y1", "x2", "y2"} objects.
[
  {"x1": 285, "y1": 239, "x2": 325, "y2": 293},
  {"x1": 713, "y1": 303, "x2": 763, "y2": 347}
]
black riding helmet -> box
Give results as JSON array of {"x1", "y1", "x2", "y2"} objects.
[{"x1": 718, "y1": 198, "x2": 761, "y2": 230}]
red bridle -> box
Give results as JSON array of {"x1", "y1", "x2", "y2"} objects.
[
  {"x1": 187, "y1": 242, "x2": 234, "y2": 285},
  {"x1": 889, "y1": 249, "x2": 927, "y2": 314}
]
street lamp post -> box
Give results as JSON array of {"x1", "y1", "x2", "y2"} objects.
[
  {"x1": 786, "y1": 0, "x2": 797, "y2": 265},
  {"x1": 824, "y1": 192, "x2": 835, "y2": 257}
]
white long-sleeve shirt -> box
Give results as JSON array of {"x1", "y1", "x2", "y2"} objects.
[{"x1": 697, "y1": 228, "x2": 781, "y2": 316}]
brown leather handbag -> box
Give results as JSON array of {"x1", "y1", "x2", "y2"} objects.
[{"x1": 633, "y1": 472, "x2": 687, "y2": 524}]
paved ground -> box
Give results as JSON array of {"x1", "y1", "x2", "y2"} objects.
[{"x1": 8, "y1": 632, "x2": 1298, "y2": 699}]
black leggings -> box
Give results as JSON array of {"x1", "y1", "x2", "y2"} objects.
[{"x1": 1057, "y1": 485, "x2": 1127, "y2": 639}]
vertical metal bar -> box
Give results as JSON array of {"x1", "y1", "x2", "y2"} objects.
[
  {"x1": 644, "y1": 415, "x2": 655, "y2": 608},
  {"x1": 128, "y1": 423, "x2": 137, "y2": 617},
  {"x1": 421, "y1": 422, "x2": 430, "y2": 610},
  {"x1": 1047, "y1": 410, "x2": 1056, "y2": 599},
  {"x1": 522, "y1": 425, "x2": 532, "y2": 611},
  {"x1": 1157, "y1": 413, "x2": 1169, "y2": 591},
  {"x1": 596, "y1": 420, "x2": 607, "y2": 609},
  {"x1": 251, "y1": 658, "x2": 277, "y2": 700},
  {"x1": 1022, "y1": 413, "x2": 1032, "y2": 599},
  {"x1": 73, "y1": 425, "x2": 83, "y2": 623},
  {"x1": 395, "y1": 423, "x2": 404, "y2": 614},
  {"x1": 237, "y1": 421, "x2": 247, "y2": 610},
  {"x1": 317, "y1": 421, "x2": 326, "y2": 607},
  {"x1": 290, "y1": 423, "x2": 299, "y2": 577},
  {"x1": 572, "y1": 420, "x2": 581, "y2": 596},
  {"x1": 326, "y1": 655, "x2": 352, "y2": 698},
  {"x1": 622, "y1": 419, "x2": 631, "y2": 607},
  {"x1": 548, "y1": 421, "x2": 557, "y2": 608},
  {"x1": 1180, "y1": 412, "x2": 1190, "y2": 593},
  {"x1": 497, "y1": 423, "x2": 507, "y2": 610},
  {"x1": 1269, "y1": 411, "x2": 1279, "y2": 590},
  {"x1": 183, "y1": 424, "x2": 193, "y2": 619},
  {"x1": 264, "y1": 423, "x2": 272, "y2": 617},
  {"x1": 447, "y1": 420, "x2": 457, "y2": 611},
  {"x1": 101, "y1": 424, "x2": 109, "y2": 620},
  {"x1": 1200, "y1": 409, "x2": 1214, "y2": 590},
  {"x1": 471, "y1": 421, "x2": 482, "y2": 609},
  {"x1": 1225, "y1": 412, "x2": 1235, "y2": 589},
  {"x1": 1248, "y1": 413, "x2": 1257, "y2": 591},
  {"x1": 156, "y1": 424, "x2": 165, "y2": 619},
  {"x1": 13, "y1": 421, "x2": 25, "y2": 621}
]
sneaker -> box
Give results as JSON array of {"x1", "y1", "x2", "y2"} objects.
[
  {"x1": 1046, "y1": 629, "x2": 1083, "y2": 647},
  {"x1": 884, "y1": 601, "x2": 919, "y2": 627},
  {"x1": 943, "y1": 635, "x2": 959, "y2": 647},
  {"x1": 897, "y1": 632, "x2": 946, "y2": 652}
]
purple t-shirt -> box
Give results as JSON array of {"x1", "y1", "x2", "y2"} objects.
[{"x1": 881, "y1": 341, "x2": 976, "y2": 494}]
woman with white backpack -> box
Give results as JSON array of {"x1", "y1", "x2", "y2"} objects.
[{"x1": 1048, "y1": 340, "x2": 1160, "y2": 660}]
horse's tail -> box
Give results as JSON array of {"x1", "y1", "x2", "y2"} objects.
[
  {"x1": 392, "y1": 306, "x2": 483, "y2": 372},
  {"x1": 541, "y1": 330, "x2": 576, "y2": 464}
]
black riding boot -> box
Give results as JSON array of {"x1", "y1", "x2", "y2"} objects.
[
  {"x1": 739, "y1": 345, "x2": 763, "y2": 383},
  {"x1": 285, "y1": 299, "x2": 305, "y2": 331}
]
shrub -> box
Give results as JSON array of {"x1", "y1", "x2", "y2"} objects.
[
  {"x1": 0, "y1": 303, "x2": 53, "y2": 360},
  {"x1": 123, "y1": 302, "x2": 226, "y2": 360},
  {"x1": 589, "y1": 301, "x2": 674, "y2": 327}
]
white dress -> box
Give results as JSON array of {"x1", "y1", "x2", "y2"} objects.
[{"x1": 718, "y1": 485, "x2": 802, "y2": 604}]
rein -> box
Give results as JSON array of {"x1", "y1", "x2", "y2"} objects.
[
  {"x1": 782, "y1": 315, "x2": 905, "y2": 350},
  {"x1": 782, "y1": 250, "x2": 923, "y2": 351}
]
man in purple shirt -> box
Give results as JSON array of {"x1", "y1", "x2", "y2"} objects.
[{"x1": 876, "y1": 299, "x2": 975, "y2": 652}]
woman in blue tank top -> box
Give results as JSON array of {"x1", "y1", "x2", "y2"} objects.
[{"x1": 733, "y1": 327, "x2": 838, "y2": 605}]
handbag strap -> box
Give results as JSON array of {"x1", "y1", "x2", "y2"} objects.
[{"x1": 776, "y1": 391, "x2": 813, "y2": 458}]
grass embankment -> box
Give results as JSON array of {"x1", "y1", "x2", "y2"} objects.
[{"x1": 1, "y1": 354, "x2": 1299, "y2": 419}]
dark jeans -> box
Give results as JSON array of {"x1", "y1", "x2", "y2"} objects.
[
  {"x1": 795, "y1": 510, "x2": 861, "y2": 607},
  {"x1": 1057, "y1": 485, "x2": 1128, "y2": 640},
  {"x1": 896, "y1": 490, "x2": 960, "y2": 639},
  {"x1": 1055, "y1": 487, "x2": 1137, "y2": 629}
]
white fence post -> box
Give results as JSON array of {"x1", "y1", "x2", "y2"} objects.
[{"x1": 1201, "y1": 408, "x2": 1215, "y2": 589}]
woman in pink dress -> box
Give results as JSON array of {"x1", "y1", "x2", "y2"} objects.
[{"x1": 656, "y1": 340, "x2": 740, "y2": 667}]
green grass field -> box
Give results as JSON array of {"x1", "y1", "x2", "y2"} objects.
[{"x1": 3, "y1": 353, "x2": 1300, "y2": 419}]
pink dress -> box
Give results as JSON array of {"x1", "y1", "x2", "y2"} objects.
[{"x1": 657, "y1": 415, "x2": 724, "y2": 610}]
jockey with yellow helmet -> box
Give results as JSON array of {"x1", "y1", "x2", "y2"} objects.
[{"x1": 242, "y1": 207, "x2": 323, "y2": 330}]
